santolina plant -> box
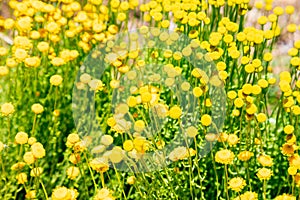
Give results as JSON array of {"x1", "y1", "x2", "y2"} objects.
[{"x1": 0, "y1": 0, "x2": 300, "y2": 199}]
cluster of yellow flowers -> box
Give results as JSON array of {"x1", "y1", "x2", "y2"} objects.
[{"x1": 1, "y1": 0, "x2": 300, "y2": 198}]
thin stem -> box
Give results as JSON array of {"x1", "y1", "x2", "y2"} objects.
[
  {"x1": 224, "y1": 164, "x2": 229, "y2": 200},
  {"x1": 40, "y1": 180, "x2": 49, "y2": 200}
]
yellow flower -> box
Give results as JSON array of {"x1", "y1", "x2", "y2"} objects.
[
  {"x1": 28, "y1": 137, "x2": 37, "y2": 145},
  {"x1": 201, "y1": 114, "x2": 212, "y2": 126},
  {"x1": 257, "y1": 168, "x2": 272, "y2": 181},
  {"x1": 69, "y1": 153, "x2": 80, "y2": 164},
  {"x1": 181, "y1": 82, "x2": 190, "y2": 91},
  {"x1": 285, "y1": 5, "x2": 295, "y2": 14},
  {"x1": 30, "y1": 167, "x2": 43, "y2": 177},
  {"x1": 31, "y1": 142, "x2": 46, "y2": 158},
  {"x1": 110, "y1": 80, "x2": 120, "y2": 89},
  {"x1": 90, "y1": 157, "x2": 109, "y2": 173},
  {"x1": 273, "y1": 6, "x2": 284, "y2": 16},
  {"x1": 169, "y1": 146, "x2": 188, "y2": 161},
  {"x1": 4, "y1": 18, "x2": 14, "y2": 30},
  {"x1": 228, "y1": 177, "x2": 246, "y2": 192},
  {"x1": 52, "y1": 187, "x2": 72, "y2": 200},
  {"x1": 258, "y1": 155, "x2": 273, "y2": 167},
  {"x1": 284, "y1": 125, "x2": 294, "y2": 134},
  {"x1": 134, "y1": 120, "x2": 145, "y2": 132},
  {"x1": 274, "y1": 194, "x2": 296, "y2": 200},
  {"x1": 107, "y1": 147, "x2": 124, "y2": 163},
  {"x1": 186, "y1": 126, "x2": 198, "y2": 138},
  {"x1": 238, "y1": 151, "x2": 253, "y2": 162},
  {"x1": 15, "y1": 132, "x2": 28, "y2": 145},
  {"x1": 37, "y1": 42, "x2": 50, "y2": 52},
  {"x1": 101, "y1": 135, "x2": 114, "y2": 146},
  {"x1": 256, "y1": 113, "x2": 267, "y2": 122},
  {"x1": 263, "y1": 52, "x2": 273, "y2": 62},
  {"x1": 169, "y1": 105, "x2": 182, "y2": 119},
  {"x1": 227, "y1": 91, "x2": 237, "y2": 100},
  {"x1": 23, "y1": 152, "x2": 35, "y2": 165},
  {"x1": 67, "y1": 133, "x2": 80, "y2": 147},
  {"x1": 80, "y1": 73, "x2": 92, "y2": 84},
  {"x1": 25, "y1": 190, "x2": 36, "y2": 199},
  {"x1": 288, "y1": 166, "x2": 297, "y2": 176},
  {"x1": 16, "y1": 16, "x2": 32, "y2": 32},
  {"x1": 107, "y1": 117, "x2": 116, "y2": 127},
  {"x1": 242, "y1": 84, "x2": 252, "y2": 95},
  {"x1": 215, "y1": 149, "x2": 234, "y2": 165},
  {"x1": 88, "y1": 79, "x2": 104, "y2": 91},
  {"x1": 281, "y1": 143, "x2": 297, "y2": 156},
  {"x1": 227, "y1": 134, "x2": 239, "y2": 146},
  {"x1": 50, "y1": 75, "x2": 63, "y2": 86},
  {"x1": 51, "y1": 57, "x2": 65, "y2": 66},
  {"x1": 94, "y1": 188, "x2": 115, "y2": 200},
  {"x1": 234, "y1": 191, "x2": 258, "y2": 200},
  {"x1": 6, "y1": 58, "x2": 17, "y2": 68},
  {"x1": 67, "y1": 166, "x2": 80, "y2": 180},
  {"x1": 193, "y1": 87, "x2": 203, "y2": 97},
  {"x1": 140, "y1": 92, "x2": 152, "y2": 103},
  {"x1": 246, "y1": 104, "x2": 257, "y2": 115},
  {"x1": 24, "y1": 57, "x2": 41, "y2": 68},
  {"x1": 11, "y1": 162, "x2": 26, "y2": 171},
  {"x1": 127, "y1": 176, "x2": 136, "y2": 185},
  {"x1": 0, "y1": 47, "x2": 8, "y2": 56},
  {"x1": 0, "y1": 66, "x2": 8, "y2": 77},
  {"x1": 16, "y1": 173, "x2": 28, "y2": 184},
  {"x1": 257, "y1": 16, "x2": 268, "y2": 25},
  {"x1": 123, "y1": 140, "x2": 134, "y2": 151},
  {"x1": 258, "y1": 79, "x2": 269, "y2": 88},
  {"x1": 1, "y1": 102, "x2": 15, "y2": 116},
  {"x1": 31, "y1": 103, "x2": 44, "y2": 114},
  {"x1": 117, "y1": 12, "x2": 126, "y2": 21}
]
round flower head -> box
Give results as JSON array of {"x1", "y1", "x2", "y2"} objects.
[
  {"x1": 31, "y1": 103, "x2": 44, "y2": 114},
  {"x1": 215, "y1": 149, "x2": 234, "y2": 164},
  {"x1": 238, "y1": 151, "x2": 253, "y2": 162},
  {"x1": 134, "y1": 120, "x2": 145, "y2": 132},
  {"x1": 127, "y1": 176, "x2": 136, "y2": 185},
  {"x1": 186, "y1": 126, "x2": 198, "y2": 138},
  {"x1": 23, "y1": 151, "x2": 35, "y2": 165},
  {"x1": 284, "y1": 125, "x2": 294, "y2": 134},
  {"x1": 274, "y1": 194, "x2": 296, "y2": 200},
  {"x1": 228, "y1": 177, "x2": 246, "y2": 192},
  {"x1": 15, "y1": 132, "x2": 28, "y2": 145},
  {"x1": 31, "y1": 142, "x2": 46, "y2": 158},
  {"x1": 256, "y1": 113, "x2": 267, "y2": 122},
  {"x1": 169, "y1": 105, "x2": 182, "y2": 119},
  {"x1": 1, "y1": 103, "x2": 15, "y2": 116},
  {"x1": 0, "y1": 66, "x2": 9, "y2": 76},
  {"x1": 169, "y1": 146, "x2": 188, "y2": 161},
  {"x1": 30, "y1": 167, "x2": 43, "y2": 177},
  {"x1": 201, "y1": 114, "x2": 212, "y2": 126},
  {"x1": 52, "y1": 186, "x2": 72, "y2": 200},
  {"x1": 258, "y1": 155, "x2": 273, "y2": 167},
  {"x1": 227, "y1": 134, "x2": 239, "y2": 146},
  {"x1": 123, "y1": 140, "x2": 134, "y2": 151},
  {"x1": 50, "y1": 75, "x2": 63, "y2": 86},
  {"x1": 25, "y1": 190, "x2": 36, "y2": 199},
  {"x1": 67, "y1": 166, "x2": 80, "y2": 180},
  {"x1": 234, "y1": 191, "x2": 258, "y2": 200},
  {"x1": 16, "y1": 173, "x2": 28, "y2": 184},
  {"x1": 100, "y1": 135, "x2": 113, "y2": 146},
  {"x1": 94, "y1": 188, "x2": 115, "y2": 200},
  {"x1": 90, "y1": 157, "x2": 109, "y2": 173},
  {"x1": 257, "y1": 167, "x2": 272, "y2": 181},
  {"x1": 67, "y1": 133, "x2": 80, "y2": 147}
]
